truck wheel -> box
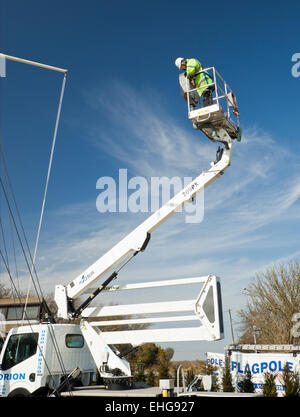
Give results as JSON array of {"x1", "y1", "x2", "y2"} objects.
[{"x1": 8, "y1": 388, "x2": 30, "y2": 397}]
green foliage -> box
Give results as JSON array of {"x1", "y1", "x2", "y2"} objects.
[
  {"x1": 211, "y1": 378, "x2": 220, "y2": 392},
  {"x1": 263, "y1": 372, "x2": 278, "y2": 397},
  {"x1": 146, "y1": 370, "x2": 157, "y2": 386},
  {"x1": 138, "y1": 343, "x2": 158, "y2": 367},
  {"x1": 158, "y1": 361, "x2": 170, "y2": 379},
  {"x1": 134, "y1": 368, "x2": 146, "y2": 383},
  {"x1": 206, "y1": 363, "x2": 216, "y2": 375},
  {"x1": 239, "y1": 368, "x2": 255, "y2": 393},
  {"x1": 221, "y1": 354, "x2": 234, "y2": 392},
  {"x1": 185, "y1": 369, "x2": 195, "y2": 387},
  {"x1": 158, "y1": 348, "x2": 170, "y2": 379},
  {"x1": 127, "y1": 343, "x2": 173, "y2": 385},
  {"x1": 280, "y1": 363, "x2": 300, "y2": 397},
  {"x1": 164, "y1": 347, "x2": 174, "y2": 362},
  {"x1": 206, "y1": 363, "x2": 219, "y2": 391},
  {"x1": 127, "y1": 343, "x2": 158, "y2": 368}
]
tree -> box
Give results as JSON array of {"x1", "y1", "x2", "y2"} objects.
[
  {"x1": 206, "y1": 363, "x2": 217, "y2": 375},
  {"x1": 280, "y1": 363, "x2": 300, "y2": 397},
  {"x1": 263, "y1": 372, "x2": 277, "y2": 397},
  {"x1": 126, "y1": 343, "x2": 173, "y2": 384},
  {"x1": 134, "y1": 363, "x2": 146, "y2": 384},
  {"x1": 157, "y1": 347, "x2": 170, "y2": 379},
  {"x1": 239, "y1": 368, "x2": 255, "y2": 393},
  {"x1": 237, "y1": 260, "x2": 300, "y2": 344},
  {"x1": 185, "y1": 369, "x2": 195, "y2": 387},
  {"x1": 221, "y1": 354, "x2": 234, "y2": 392},
  {"x1": 127, "y1": 343, "x2": 158, "y2": 368},
  {"x1": 206, "y1": 363, "x2": 219, "y2": 391},
  {"x1": 0, "y1": 283, "x2": 11, "y2": 298},
  {"x1": 146, "y1": 370, "x2": 157, "y2": 387},
  {"x1": 164, "y1": 347, "x2": 174, "y2": 362}
]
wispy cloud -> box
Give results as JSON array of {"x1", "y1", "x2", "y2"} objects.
[{"x1": 84, "y1": 83, "x2": 215, "y2": 178}]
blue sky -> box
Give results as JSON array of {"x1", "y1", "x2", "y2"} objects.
[{"x1": 0, "y1": 0, "x2": 300, "y2": 360}]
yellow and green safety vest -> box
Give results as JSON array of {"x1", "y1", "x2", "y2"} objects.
[{"x1": 186, "y1": 58, "x2": 213, "y2": 97}]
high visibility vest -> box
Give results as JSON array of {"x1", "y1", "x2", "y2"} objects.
[{"x1": 186, "y1": 58, "x2": 213, "y2": 97}]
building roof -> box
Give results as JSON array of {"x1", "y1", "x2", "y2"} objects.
[{"x1": 0, "y1": 297, "x2": 42, "y2": 306}]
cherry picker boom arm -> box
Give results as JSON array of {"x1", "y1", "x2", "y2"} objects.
[{"x1": 55, "y1": 139, "x2": 233, "y2": 320}]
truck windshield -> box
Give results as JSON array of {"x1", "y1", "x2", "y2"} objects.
[{"x1": 1, "y1": 333, "x2": 39, "y2": 371}]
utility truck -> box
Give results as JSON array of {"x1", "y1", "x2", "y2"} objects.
[{"x1": 0, "y1": 66, "x2": 241, "y2": 397}]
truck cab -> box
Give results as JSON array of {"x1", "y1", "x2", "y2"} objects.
[{"x1": 0, "y1": 324, "x2": 96, "y2": 397}]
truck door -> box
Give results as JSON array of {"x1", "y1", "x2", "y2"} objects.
[{"x1": 0, "y1": 332, "x2": 39, "y2": 396}]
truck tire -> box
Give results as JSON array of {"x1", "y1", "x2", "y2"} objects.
[{"x1": 8, "y1": 388, "x2": 30, "y2": 397}]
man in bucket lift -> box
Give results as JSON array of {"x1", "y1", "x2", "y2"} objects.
[{"x1": 175, "y1": 57, "x2": 214, "y2": 107}]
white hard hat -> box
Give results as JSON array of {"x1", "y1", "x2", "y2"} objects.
[{"x1": 175, "y1": 57, "x2": 184, "y2": 69}]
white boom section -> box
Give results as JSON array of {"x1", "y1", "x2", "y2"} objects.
[
  {"x1": 56, "y1": 139, "x2": 233, "y2": 314},
  {"x1": 81, "y1": 275, "x2": 224, "y2": 344},
  {"x1": 80, "y1": 320, "x2": 132, "y2": 378}
]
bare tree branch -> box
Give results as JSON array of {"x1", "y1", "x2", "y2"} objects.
[{"x1": 237, "y1": 260, "x2": 300, "y2": 344}]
